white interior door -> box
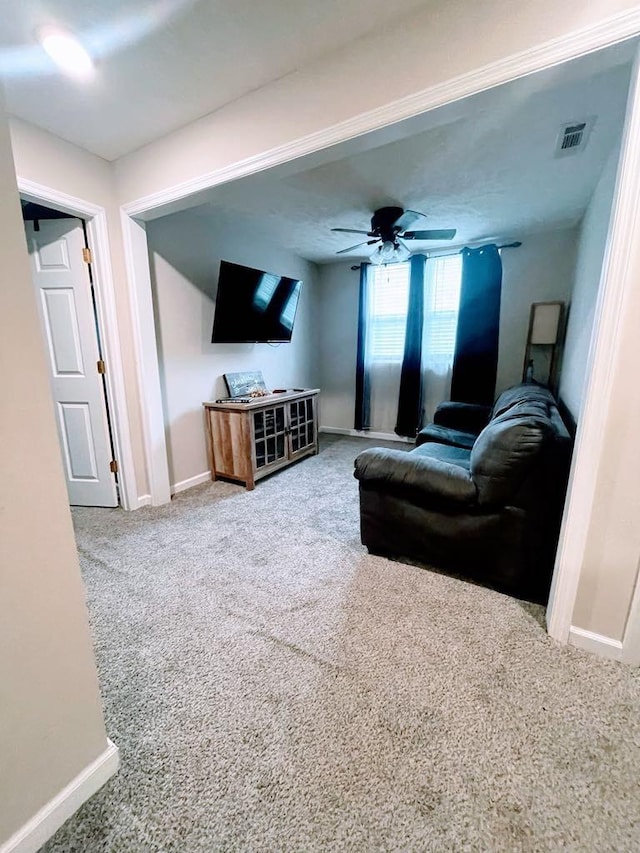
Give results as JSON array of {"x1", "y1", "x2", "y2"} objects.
[{"x1": 26, "y1": 218, "x2": 118, "y2": 507}]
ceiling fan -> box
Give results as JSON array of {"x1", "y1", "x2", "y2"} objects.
[{"x1": 332, "y1": 206, "x2": 456, "y2": 264}]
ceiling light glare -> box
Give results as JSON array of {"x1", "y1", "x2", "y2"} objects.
[{"x1": 39, "y1": 27, "x2": 94, "y2": 79}]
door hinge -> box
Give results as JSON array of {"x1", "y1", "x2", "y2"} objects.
[
  {"x1": 82, "y1": 247, "x2": 92, "y2": 263},
  {"x1": 97, "y1": 359, "x2": 106, "y2": 374},
  {"x1": 110, "y1": 460, "x2": 119, "y2": 474}
]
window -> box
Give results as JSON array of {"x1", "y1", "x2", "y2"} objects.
[
  {"x1": 423, "y1": 254, "x2": 462, "y2": 364},
  {"x1": 368, "y1": 262, "x2": 410, "y2": 362},
  {"x1": 367, "y1": 255, "x2": 462, "y2": 363}
]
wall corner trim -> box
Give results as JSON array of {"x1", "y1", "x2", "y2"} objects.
[
  {"x1": 0, "y1": 739, "x2": 119, "y2": 853},
  {"x1": 546, "y1": 43, "x2": 640, "y2": 646},
  {"x1": 119, "y1": 211, "x2": 171, "y2": 507},
  {"x1": 568, "y1": 626, "x2": 624, "y2": 661}
]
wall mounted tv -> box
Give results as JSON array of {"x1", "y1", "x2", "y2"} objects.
[{"x1": 211, "y1": 260, "x2": 303, "y2": 343}]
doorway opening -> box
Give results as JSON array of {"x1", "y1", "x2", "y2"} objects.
[
  {"x1": 21, "y1": 199, "x2": 120, "y2": 507},
  {"x1": 121, "y1": 35, "x2": 640, "y2": 657}
]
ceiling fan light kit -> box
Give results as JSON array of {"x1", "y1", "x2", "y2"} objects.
[
  {"x1": 332, "y1": 205, "x2": 456, "y2": 265},
  {"x1": 369, "y1": 239, "x2": 410, "y2": 265}
]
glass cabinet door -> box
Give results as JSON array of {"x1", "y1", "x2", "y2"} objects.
[
  {"x1": 253, "y1": 405, "x2": 287, "y2": 469},
  {"x1": 288, "y1": 397, "x2": 315, "y2": 455}
]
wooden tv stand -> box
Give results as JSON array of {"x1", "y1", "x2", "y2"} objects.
[{"x1": 203, "y1": 389, "x2": 319, "y2": 490}]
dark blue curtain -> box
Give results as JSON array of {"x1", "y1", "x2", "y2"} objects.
[
  {"x1": 354, "y1": 263, "x2": 371, "y2": 431},
  {"x1": 451, "y1": 244, "x2": 502, "y2": 405},
  {"x1": 395, "y1": 255, "x2": 425, "y2": 437}
]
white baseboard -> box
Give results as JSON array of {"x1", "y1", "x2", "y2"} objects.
[
  {"x1": 0, "y1": 739, "x2": 119, "y2": 853},
  {"x1": 319, "y1": 426, "x2": 413, "y2": 443},
  {"x1": 135, "y1": 494, "x2": 152, "y2": 509},
  {"x1": 171, "y1": 471, "x2": 211, "y2": 495},
  {"x1": 568, "y1": 626, "x2": 624, "y2": 662}
]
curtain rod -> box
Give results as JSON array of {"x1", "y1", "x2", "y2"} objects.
[
  {"x1": 349, "y1": 241, "x2": 522, "y2": 270},
  {"x1": 429, "y1": 240, "x2": 522, "y2": 258}
]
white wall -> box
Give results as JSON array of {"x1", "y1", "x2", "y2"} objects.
[
  {"x1": 146, "y1": 209, "x2": 319, "y2": 490},
  {"x1": 559, "y1": 144, "x2": 622, "y2": 419},
  {"x1": 0, "y1": 97, "x2": 111, "y2": 846},
  {"x1": 317, "y1": 228, "x2": 578, "y2": 431}
]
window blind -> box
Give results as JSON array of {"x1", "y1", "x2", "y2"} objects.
[
  {"x1": 424, "y1": 254, "x2": 462, "y2": 359},
  {"x1": 368, "y1": 263, "x2": 410, "y2": 362},
  {"x1": 368, "y1": 255, "x2": 462, "y2": 363}
]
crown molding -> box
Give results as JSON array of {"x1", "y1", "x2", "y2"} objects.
[{"x1": 121, "y1": 8, "x2": 640, "y2": 218}]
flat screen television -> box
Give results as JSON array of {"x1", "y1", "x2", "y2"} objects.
[{"x1": 211, "y1": 260, "x2": 303, "y2": 343}]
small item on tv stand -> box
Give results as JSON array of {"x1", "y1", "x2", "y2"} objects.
[{"x1": 223, "y1": 370, "x2": 267, "y2": 398}]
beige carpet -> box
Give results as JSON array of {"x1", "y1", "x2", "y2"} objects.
[{"x1": 44, "y1": 436, "x2": 639, "y2": 852}]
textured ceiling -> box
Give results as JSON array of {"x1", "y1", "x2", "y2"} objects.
[
  {"x1": 0, "y1": 0, "x2": 432, "y2": 159},
  {"x1": 180, "y1": 44, "x2": 633, "y2": 264}
]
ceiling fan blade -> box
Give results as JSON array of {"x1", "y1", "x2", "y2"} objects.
[
  {"x1": 393, "y1": 209, "x2": 424, "y2": 232},
  {"x1": 402, "y1": 229, "x2": 457, "y2": 241},
  {"x1": 331, "y1": 227, "x2": 371, "y2": 235},
  {"x1": 336, "y1": 239, "x2": 378, "y2": 254}
]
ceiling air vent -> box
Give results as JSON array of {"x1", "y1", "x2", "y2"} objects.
[{"x1": 555, "y1": 118, "x2": 594, "y2": 157}]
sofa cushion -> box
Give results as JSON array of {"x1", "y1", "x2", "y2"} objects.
[
  {"x1": 470, "y1": 403, "x2": 553, "y2": 506},
  {"x1": 492, "y1": 383, "x2": 554, "y2": 418},
  {"x1": 492, "y1": 399, "x2": 549, "y2": 424},
  {"x1": 415, "y1": 423, "x2": 477, "y2": 451},
  {"x1": 412, "y1": 441, "x2": 472, "y2": 470},
  {"x1": 354, "y1": 447, "x2": 477, "y2": 507},
  {"x1": 432, "y1": 401, "x2": 492, "y2": 433}
]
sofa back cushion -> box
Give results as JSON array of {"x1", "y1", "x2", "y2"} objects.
[
  {"x1": 491, "y1": 383, "x2": 554, "y2": 419},
  {"x1": 470, "y1": 401, "x2": 553, "y2": 506}
]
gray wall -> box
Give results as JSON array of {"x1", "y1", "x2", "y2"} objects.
[
  {"x1": 147, "y1": 209, "x2": 319, "y2": 490},
  {"x1": 497, "y1": 230, "x2": 577, "y2": 392},
  {"x1": 317, "y1": 227, "x2": 578, "y2": 431},
  {"x1": 559, "y1": 144, "x2": 621, "y2": 420},
  {"x1": 317, "y1": 262, "x2": 361, "y2": 430}
]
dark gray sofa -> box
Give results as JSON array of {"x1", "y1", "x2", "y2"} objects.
[{"x1": 353, "y1": 384, "x2": 572, "y2": 602}]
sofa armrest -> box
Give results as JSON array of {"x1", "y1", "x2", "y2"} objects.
[
  {"x1": 354, "y1": 448, "x2": 477, "y2": 507},
  {"x1": 433, "y1": 401, "x2": 492, "y2": 433}
]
